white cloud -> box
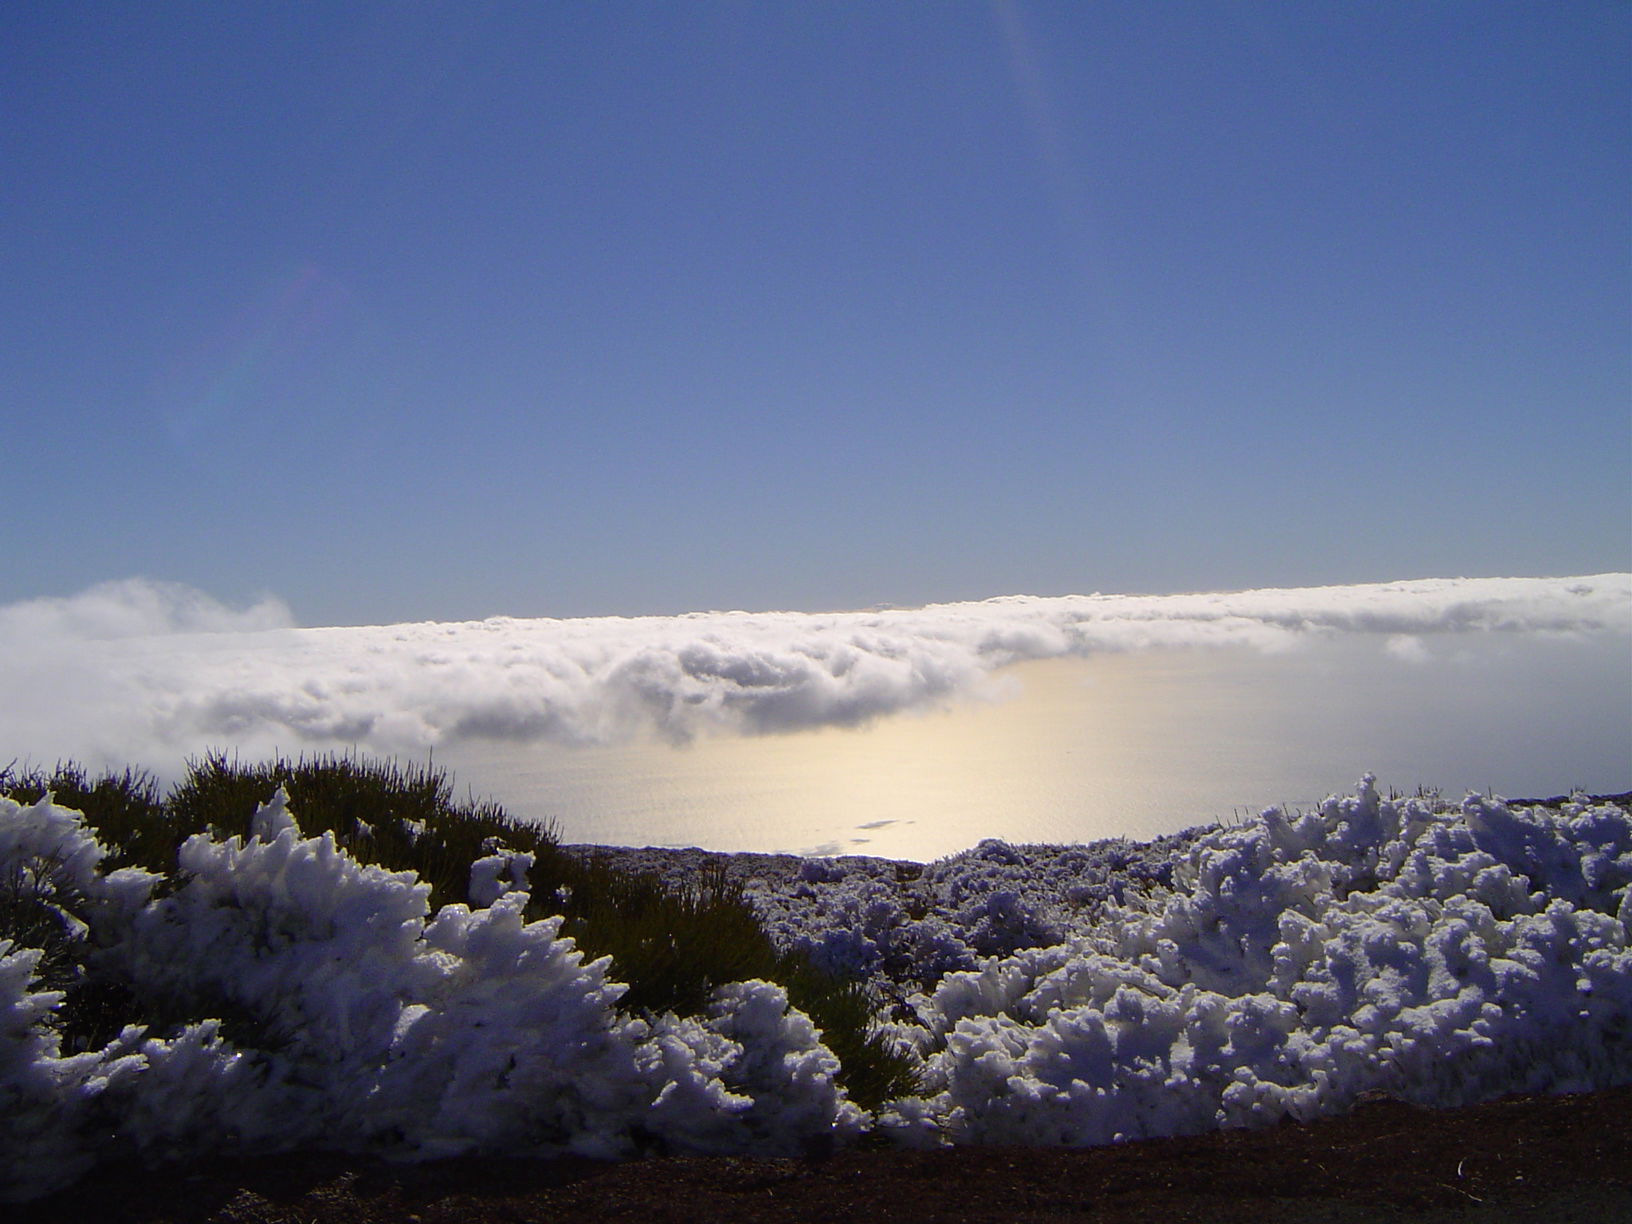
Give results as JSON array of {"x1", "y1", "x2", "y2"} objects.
[
  {"x1": 0, "y1": 574, "x2": 1626, "y2": 768},
  {"x1": 0, "y1": 578, "x2": 293, "y2": 641},
  {"x1": 1384, "y1": 634, "x2": 1430, "y2": 664},
  {"x1": 0, "y1": 580, "x2": 296, "y2": 770}
]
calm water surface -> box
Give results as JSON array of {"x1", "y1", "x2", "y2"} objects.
[{"x1": 435, "y1": 634, "x2": 1631, "y2": 861}]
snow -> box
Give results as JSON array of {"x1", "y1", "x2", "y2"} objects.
[
  {"x1": 3, "y1": 778, "x2": 1630, "y2": 1199},
  {"x1": 874, "y1": 779, "x2": 1632, "y2": 1144},
  {"x1": 0, "y1": 790, "x2": 859, "y2": 1197}
]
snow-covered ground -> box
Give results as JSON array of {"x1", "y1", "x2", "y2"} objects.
[{"x1": 3, "y1": 778, "x2": 1629, "y2": 1199}]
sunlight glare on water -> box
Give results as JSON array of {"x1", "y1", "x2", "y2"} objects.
[{"x1": 435, "y1": 632, "x2": 1631, "y2": 861}]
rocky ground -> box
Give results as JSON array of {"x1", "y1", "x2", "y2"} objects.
[{"x1": 14, "y1": 1086, "x2": 1629, "y2": 1223}]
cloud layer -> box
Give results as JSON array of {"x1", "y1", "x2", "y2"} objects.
[
  {"x1": 0, "y1": 579, "x2": 294, "y2": 641},
  {"x1": 2, "y1": 574, "x2": 1627, "y2": 767}
]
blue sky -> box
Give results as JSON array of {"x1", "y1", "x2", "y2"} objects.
[{"x1": 7, "y1": 2, "x2": 1628, "y2": 627}]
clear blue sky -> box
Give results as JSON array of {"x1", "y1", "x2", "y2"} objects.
[{"x1": 6, "y1": 2, "x2": 1628, "y2": 626}]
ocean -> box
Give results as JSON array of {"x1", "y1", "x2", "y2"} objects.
[{"x1": 433, "y1": 631, "x2": 1631, "y2": 861}]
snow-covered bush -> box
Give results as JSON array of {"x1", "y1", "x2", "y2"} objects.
[
  {"x1": 0, "y1": 795, "x2": 246, "y2": 1199},
  {"x1": 0, "y1": 939, "x2": 109, "y2": 1199},
  {"x1": 0, "y1": 790, "x2": 863, "y2": 1199},
  {"x1": 0, "y1": 792, "x2": 156, "y2": 987},
  {"x1": 881, "y1": 778, "x2": 1632, "y2": 1146},
  {"x1": 4, "y1": 773, "x2": 1630, "y2": 1199},
  {"x1": 642, "y1": 980, "x2": 868, "y2": 1155},
  {"x1": 746, "y1": 830, "x2": 1199, "y2": 987}
]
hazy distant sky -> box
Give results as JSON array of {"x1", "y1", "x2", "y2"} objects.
[{"x1": 7, "y1": 3, "x2": 1628, "y2": 626}]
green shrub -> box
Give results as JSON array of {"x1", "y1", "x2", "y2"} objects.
[
  {"x1": 0, "y1": 761, "x2": 171, "y2": 873},
  {"x1": 554, "y1": 851, "x2": 918, "y2": 1103},
  {"x1": 0, "y1": 855, "x2": 88, "y2": 997},
  {"x1": 166, "y1": 750, "x2": 563, "y2": 911}
]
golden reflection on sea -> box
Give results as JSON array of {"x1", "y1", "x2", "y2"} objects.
[{"x1": 434, "y1": 633, "x2": 1630, "y2": 862}]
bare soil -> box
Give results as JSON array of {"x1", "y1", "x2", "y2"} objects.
[{"x1": 14, "y1": 1086, "x2": 1629, "y2": 1223}]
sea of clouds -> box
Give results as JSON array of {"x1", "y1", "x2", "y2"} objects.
[{"x1": 1, "y1": 574, "x2": 1627, "y2": 772}]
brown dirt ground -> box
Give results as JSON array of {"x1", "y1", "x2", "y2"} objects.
[{"x1": 13, "y1": 1086, "x2": 1629, "y2": 1224}]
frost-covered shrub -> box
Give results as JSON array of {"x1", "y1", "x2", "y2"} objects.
[
  {"x1": 4, "y1": 772, "x2": 1630, "y2": 1198},
  {"x1": 113, "y1": 790, "x2": 443, "y2": 1145},
  {"x1": 643, "y1": 980, "x2": 869, "y2": 1155},
  {"x1": 0, "y1": 790, "x2": 867, "y2": 1199},
  {"x1": 356, "y1": 897, "x2": 658, "y2": 1159},
  {"x1": 0, "y1": 794, "x2": 239, "y2": 1199},
  {"x1": 163, "y1": 751, "x2": 556, "y2": 914},
  {"x1": 0, "y1": 763, "x2": 170, "y2": 877},
  {"x1": 881, "y1": 778, "x2": 1632, "y2": 1147},
  {"x1": 0, "y1": 792, "x2": 156, "y2": 944},
  {"x1": 746, "y1": 830, "x2": 1200, "y2": 990},
  {"x1": 703, "y1": 980, "x2": 870, "y2": 1151},
  {"x1": 0, "y1": 797, "x2": 104, "y2": 995},
  {"x1": 113, "y1": 792, "x2": 870, "y2": 1162},
  {"x1": 0, "y1": 940, "x2": 107, "y2": 1199}
]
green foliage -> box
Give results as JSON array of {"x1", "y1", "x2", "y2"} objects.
[
  {"x1": 0, "y1": 856, "x2": 87, "y2": 997},
  {"x1": 549, "y1": 853, "x2": 917, "y2": 1103},
  {"x1": 774, "y1": 956, "x2": 921, "y2": 1109},
  {"x1": 547, "y1": 858, "x2": 765, "y2": 1013},
  {"x1": 0, "y1": 761, "x2": 172, "y2": 873},
  {"x1": 0, "y1": 751, "x2": 917, "y2": 1108},
  {"x1": 167, "y1": 750, "x2": 563, "y2": 911}
]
